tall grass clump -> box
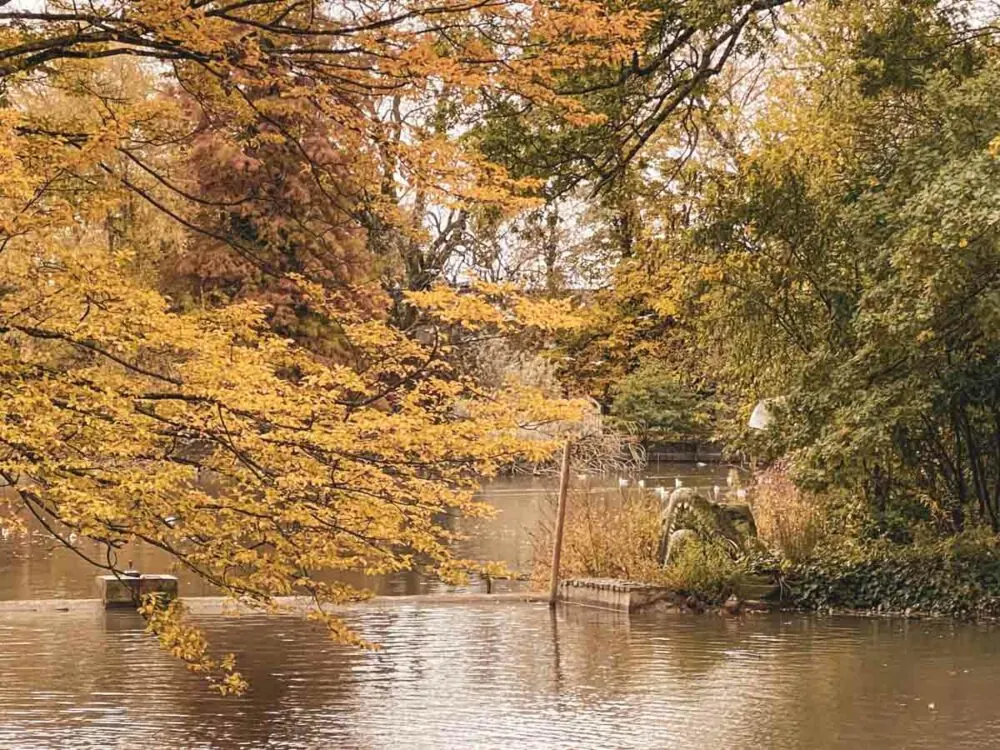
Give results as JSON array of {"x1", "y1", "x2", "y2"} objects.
[
  {"x1": 531, "y1": 486, "x2": 665, "y2": 587},
  {"x1": 751, "y1": 461, "x2": 823, "y2": 564},
  {"x1": 531, "y1": 484, "x2": 750, "y2": 602}
]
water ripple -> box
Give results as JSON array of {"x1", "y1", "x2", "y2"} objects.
[{"x1": 2, "y1": 605, "x2": 1000, "y2": 748}]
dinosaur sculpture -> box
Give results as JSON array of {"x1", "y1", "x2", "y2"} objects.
[{"x1": 656, "y1": 487, "x2": 757, "y2": 566}]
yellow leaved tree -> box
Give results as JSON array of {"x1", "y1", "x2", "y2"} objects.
[{"x1": 0, "y1": 0, "x2": 647, "y2": 691}]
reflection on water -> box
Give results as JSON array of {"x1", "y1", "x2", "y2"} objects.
[
  {"x1": 0, "y1": 463, "x2": 732, "y2": 600},
  {"x1": 2, "y1": 604, "x2": 1000, "y2": 749},
  {"x1": 2, "y1": 463, "x2": 998, "y2": 748}
]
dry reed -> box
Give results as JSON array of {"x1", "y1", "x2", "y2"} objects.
[{"x1": 751, "y1": 461, "x2": 822, "y2": 563}]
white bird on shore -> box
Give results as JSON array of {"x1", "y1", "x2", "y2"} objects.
[
  {"x1": 674, "y1": 477, "x2": 683, "y2": 488},
  {"x1": 713, "y1": 485, "x2": 721, "y2": 501},
  {"x1": 618, "y1": 477, "x2": 629, "y2": 488},
  {"x1": 696, "y1": 461, "x2": 707, "y2": 468},
  {"x1": 637, "y1": 479, "x2": 646, "y2": 489}
]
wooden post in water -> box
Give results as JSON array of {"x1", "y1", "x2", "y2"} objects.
[{"x1": 548, "y1": 439, "x2": 573, "y2": 607}]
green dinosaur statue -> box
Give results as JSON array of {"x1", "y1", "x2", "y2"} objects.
[{"x1": 656, "y1": 487, "x2": 757, "y2": 566}]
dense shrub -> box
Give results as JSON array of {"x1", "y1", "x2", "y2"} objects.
[
  {"x1": 607, "y1": 363, "x2": 710, "y2": 445},
  {"x1": 660, "y1": 538, "x2": 751, "y2": 602},
  {"x1": 787, "y1": 530, "x2": 1000, "y2": 618}
]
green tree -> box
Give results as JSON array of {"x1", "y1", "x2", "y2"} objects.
[
  {"x1": 660, "y1": 0, "x2": 1000, "y2": 533},
  {"x1": 609, "y1": 362, "x2": 709, "y2": 444}
]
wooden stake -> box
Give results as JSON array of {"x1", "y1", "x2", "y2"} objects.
[{"x1": 548, "y1": 439, "x2": 572, "y2": 607}]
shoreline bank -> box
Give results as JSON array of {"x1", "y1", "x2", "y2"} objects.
[{"x1": 2, "y1": 589, "x2": 992, "y2": 625}]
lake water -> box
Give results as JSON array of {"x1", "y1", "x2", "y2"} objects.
[
  {"x1": 6, "y1": 464, "x2": 1000, "y2": 748},
  {"x1": 4, "y1": 604, "x2": 1000, "y2": 749},
  {"x1": 0, "y1": 463, "x2": 733, "y2": 600}
]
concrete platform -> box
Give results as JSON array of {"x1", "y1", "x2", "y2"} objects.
[
  {"x1": 557, "y1": 578, "x2": 673, "y2": 612},
  {"x1": 96, "y1": 574, "x2": 179, "y2": 608}
]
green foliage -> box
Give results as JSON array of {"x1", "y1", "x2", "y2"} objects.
[
  {"x1": 656, "y1": 1, "x2": 1000, "y2": 533},
  {"x1": 472, "y1": 1, "x2": 790, "y2": 196},
  {"x1": 608, "y1": 363, "x2": 709, "y2": 441},
  {"x1": 661, "y1": 538, "x2": 751, "y2": 603},
  {"x1": 849, "y1": 0, "x2": 979, "y2": 96},
  {"x1": 788, "y1": 531, "x2": 1000, "y2": 618}
]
